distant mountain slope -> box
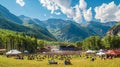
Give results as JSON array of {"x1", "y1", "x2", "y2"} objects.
[
  {"x1": 107, "y1": 22, "x2": 120, "y2": 36},
  {"x1": 19, "y1": 15, "x2": 56, "y2": 41},
  {"x1": 19, "y1": 15, "x2": 44, "y2": 26},
  {"x1": 85, "y1": 21, "x2": 111, "y2": 36},
  {"x1": 0, "y1": 17, "x2": 29, "y2": 32},
  {"x1": 20, "y1": 15, "x2": 111, "y2": 42},
  {"x1": 0, "y1": 4, "x2": 117, "y2": 42},
  {"x1": 0, "y1": 4, "x2": 23, "y2": 24},
  {"x1": 41, "y1": 19, "x2": 117, "y2": 42},
  {"x1": 0, "y1": 4, "x2": 56, "y2": 41},
  {"x1": 58, "y1": 23, "x2": 89, "y2": 42},
  {"x1": 41, "y1": 19, "x2": 78, "y2": 39},
  {"x1": 0, "y1": 17, "x2": 56, "y2": 41},
  {"x1": 42, "y1": 19, "x2": 72, "y2": 29},
  {"x1": 57, "y1": 21, "x2": 117, "y2": 42}
]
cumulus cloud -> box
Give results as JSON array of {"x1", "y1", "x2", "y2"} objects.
[
  {"x1": 79, "y1": 0, "x2": 87, "y2": 10},
  {"x1": 95, "y1": 1, "x2": 120, "y2": 22},
  {"x1": 73, "y1": 5, "x2": 82, "y2": 22},
  {"x1": 40, "y1": 0, "x2": 59, "y2": 14},
  {"x1": 16, "y1": 0, "x2": 25, "y2": 7},
  {"x1": 83, "y1": 7, "x2": 92, "y2": 21},
  {"x1": 39, "y1": 0, "x2": 92, "y2": 23},
  {"x1": 115, "y1": 10, "x2": 120, "y2": 21}
]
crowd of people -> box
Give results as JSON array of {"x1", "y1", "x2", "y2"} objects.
[
  {"x1": 6, "y1": 51, "x2": 117, "y2": 65},
  {"x1": 13, "y1": 54, "x2": 99, "y2": 65}
]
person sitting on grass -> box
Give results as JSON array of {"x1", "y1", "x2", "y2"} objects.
[
  {"x1": 91, "y1": 57, "x2": 95, "y2": 62},
  {"x1": 48, "y1": 59, "x2": 58, "y2": 64},
  {"x1": 64, "y1": 58, "x2": 72, "y2": 65}
]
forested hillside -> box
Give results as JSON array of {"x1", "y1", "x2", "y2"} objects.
[{"x1": 0, "y1": 17, "x2": 56, "y2": 41}]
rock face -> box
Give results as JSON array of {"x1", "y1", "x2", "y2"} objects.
[{"x1": 107, "y1": 23, "x2": 120, "y2": 36}]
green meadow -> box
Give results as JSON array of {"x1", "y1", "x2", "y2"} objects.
[{"x1": 0, "y1": 55, "x2": 120, "y2": 67}]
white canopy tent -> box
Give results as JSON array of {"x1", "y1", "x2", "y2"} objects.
[
  {"x1": 6, "y1": 49, "x2": 22, "y2": 55},
  {"x1": 24, "y1": 50, "x2": 29, "y2": 54},
  {"x1": 51, "y1": 48, "x2": 62, "y2": 53},
  {"x1": 51, "y1": 48, "x2": 59, "y2": 52},
  {"x1": 99, "y1": 49, "x2": 104, "y2": 52},
  {"x1": 99, "y1": 49, "x2": 107, "y2": 53},
  {"x1": 86, "y1": 50, "x2": 95, "y2": 53},
  {"x1": 96, "y1": 52, "x2": 106, "y2": 56}
]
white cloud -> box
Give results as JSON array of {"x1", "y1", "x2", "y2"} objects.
[
  {"x1": 115, "y1": 10, "x2": 120, "y2": 21},
  {"x1": 39, "y1": 0, "x2": 92, "y2": 23},
  {"x1": 95, "y1": 1, "x2": 120, "y2": 22},
  {"x1": 79, "y1": 0, "x2": 87, "y2": 10},
  {"x1": 40, "y1": 0, "x2": 59, "y2": 14},
  {"x1": 83, "y1": 7, "x2": 92, "y2": 21},
  {"x1": 16, "y1": 0, "x2": 25, "y2": 7},
  {"x1": 73, "y1": 5, "x2": 82, "y2": 22}
]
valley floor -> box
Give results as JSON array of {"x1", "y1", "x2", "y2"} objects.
[{"x1": 0, "y1": 55, "x2": 120, "y2": 67}]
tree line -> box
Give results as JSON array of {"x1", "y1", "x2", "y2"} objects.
[
  {"x1": 0, "y1": 29, "x2": 71, "y2": 53},
  {"x1": 76, "y1": 36, "x2": 120, "y2": 50},
  {"x1": 0, "y1": 29, "x2": 120, "y2": 53}
]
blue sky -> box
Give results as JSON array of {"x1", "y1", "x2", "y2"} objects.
[{"x1": 0, "y1": 0, "x2": 119, "y2": 23}]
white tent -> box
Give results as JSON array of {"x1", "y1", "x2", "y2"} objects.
[
  {"x1": 24, "y1": 50, "x2": 29, "y2": 54},
  {"x1": 99, "y1": 49, "x2": 107, "y2": 53},
  {"x1": 86, "y1": 50, "x2": 95, "y2": 53},
  {"x1": 96, "y1": 52, "x2": 105, "y2": 56},
  {"x1": 99, "y1": 49, "x2": 104, "y2": 52},
  {"x1": 51, "y1": 48, "x2": 59, "y2": 52},
  {"x1": 6, "y1": 49, "x2": 21, "y2": 55}
]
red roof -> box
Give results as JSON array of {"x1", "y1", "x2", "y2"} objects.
[{"x1": 106, "y1": 49, "x2": 120, "y2": 55}]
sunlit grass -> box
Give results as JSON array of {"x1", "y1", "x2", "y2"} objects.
[{"x1": 0, "y1": 55, "x2": 120, "y2": 67}]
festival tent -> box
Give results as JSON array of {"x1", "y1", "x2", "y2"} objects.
[
  {"x1": 85, "y1": 50, "x2": 96, "y2": 56},
  {"x1": 24, "y1": 50, "x2": 29, "y2": 54},
  {"x1": 106, "y1": 50, "x2": 120, "y2": 55},
  {"x1": 99, "y1": 49, "x2": 104, "y2": 52},
  {"x1": 96, "y1": 52, "x2": 106, "y2": 56},
  {"x1": 51, "y1": 48, "x2": 62, "y2": 53},
  {"x1": 6, "y1": 49, "x2": 22, "y2": 55},
  {"x1": 51, "y1": 48, "x2": 59, "y2": 52},
  {"x1": 86, "y1": 50, "x2": 95, "y2": 53}
]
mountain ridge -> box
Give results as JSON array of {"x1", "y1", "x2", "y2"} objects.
[
  {"x1": 0, "y1": 4, "x2": 23, "y2": 24},
  {"x1": 19, "y1": 15, "x2": 117, "y2": 42},
  {"x1": 0, "y1": 4, "x2": 118, "y2": 42},
  {"x1": 0, "y1": 4, "x2": 56, "y2": 41}
]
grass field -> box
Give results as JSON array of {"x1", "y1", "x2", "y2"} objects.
[{"x1": 0, "y1": 55, "x2": 120, "y2": 67}]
